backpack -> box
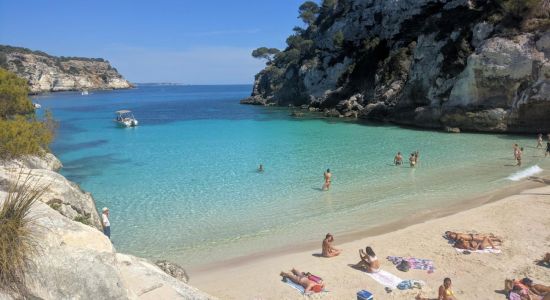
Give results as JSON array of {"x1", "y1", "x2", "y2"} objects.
[{"x1": 396, "y1": 260, "x2": 411, "y2": 272}]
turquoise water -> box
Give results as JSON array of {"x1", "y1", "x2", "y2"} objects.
[{"x1": 33, "y1": 85, "x2": 549, "y2": 268}]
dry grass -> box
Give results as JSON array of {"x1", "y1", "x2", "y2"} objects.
[{"x1": 0, "y1": 171, "x2": 46, "y2": 296}]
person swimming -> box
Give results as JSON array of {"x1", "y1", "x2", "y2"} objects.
[
  {"x1": 322, "y1": 169, "x2": 332, "y2": 191},
  {"x1": 394, "y1": 152, "x2": 403, "y2": 165}
]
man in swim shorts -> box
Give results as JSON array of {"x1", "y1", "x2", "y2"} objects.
[{"x1": 394, "y1": 152, "x2": 403, "y2": 165}]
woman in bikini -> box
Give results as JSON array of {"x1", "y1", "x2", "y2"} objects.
[
  {"x1": 355, "y1": 246, "x2": 380, "y2": 273},
  {"x1": 280, "y1": 268, "x2": 325, "y2": 293},
  {"x1": 416, "y1": 277, "x2": 457, "y2": 300},
  {"x1": 322, "y1": 169, "x2": 332, "y2": 191},
  {"x1": 453, "y1": 236, "x2": 497, "y2": 250}
]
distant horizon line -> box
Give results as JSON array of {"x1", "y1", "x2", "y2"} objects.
[{"x1": 134, "y1": 82, "x2": 253, "y2": 86}]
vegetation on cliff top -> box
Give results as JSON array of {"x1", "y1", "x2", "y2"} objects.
[{"x1": 0, "y1": 68, "x2": 55, "y2": 160}]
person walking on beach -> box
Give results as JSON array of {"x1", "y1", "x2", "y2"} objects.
[
  {"x1": 322, "y1": 233, "x2": 342, "y2": 257},
  {"x1": 394, "y1": 152, "x2": 403, "y2": 165},
  {"x1": 537, "y1": 134, "x2": 544, "y2": 148},
  {"x1": 322, "y1": 169, "x2": 332, "y2": 191},
  {"x1": 102, "y1": 207, "x2": 111, "y2": 239},
  {"x1": 516, "y1": 147, "x2": 523, "y2": 166}
]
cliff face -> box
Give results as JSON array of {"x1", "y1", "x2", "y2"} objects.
[
  {"x1": 0, "y1": 45, "x2": 132, "y2": 94},
  {"x1": 243, "y1": 0, "x2": 550, "y2": 133},
  {"x1": 0, "y1": 156, "x2": 215, "y2": 300}
]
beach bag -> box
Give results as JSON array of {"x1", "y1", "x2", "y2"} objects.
[
  {"x1": 357, "y1": 290, "x2": 374, "y2": 300},
  {"x1": 396, "y1": 260, "x2": 410, "y2": 272}
]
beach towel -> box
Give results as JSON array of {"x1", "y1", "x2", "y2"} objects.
[
  {"x1": 365, "y1": 270, "x2": 403, "y2": 288},
  {"x1": 454, "y1": 247, "x2": 501, "y2": 254},
  {"x1": 282, "y1": 278, "x2": 328, "y2": 295},
  {"x1": 387, "y1": 256, "x2": 435, "y2": 273}
]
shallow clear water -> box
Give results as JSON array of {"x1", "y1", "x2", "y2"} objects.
[{"x1": 33, "y1": 85, "x2": 550, "y2": 268}]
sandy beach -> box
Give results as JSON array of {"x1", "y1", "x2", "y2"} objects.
[{"x1": 192, "y1": 179, "x2": 550, "y2": 299}]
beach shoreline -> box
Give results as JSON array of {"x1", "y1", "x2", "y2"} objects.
[{"x1": 191, "y1": 175, "x2": 550, "y2": 299}]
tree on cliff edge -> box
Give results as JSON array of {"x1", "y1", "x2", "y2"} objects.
[
  {"x1": 298, "y1": 1, "x2": 320, "y2": 25},
  {"x1": 251, "y1": 47, "x2": 280, "y2": 64}
]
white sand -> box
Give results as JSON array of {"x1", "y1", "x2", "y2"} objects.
[{"x1": 192, "y1": 184, "x2": 550, "y2": 299}]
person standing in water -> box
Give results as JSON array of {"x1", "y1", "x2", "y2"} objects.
[
  {"x1": 516, "y1": 147, "x2": 523, "y2": 166},
  {"x1": 322, "y1": 169, "x2": 332, "y2": 191},
  {"x1": 394, "y1": 152, "x2": 403, "y2": 165},
  {"x1": 409, "y1": 153, "x2": 416, "y2": 167},
  {"x1": 546, "y1": 142, "x2": 550, "y2": 157},
  {"x1": 258, "y1": 164, "x2": 264, "y2": 172},
  {"x1": 537, "y1": 134, "x2": 543, "y2": 148},
  {"x1": 513, "y1": 144, "x2": 519, "y2": 162}
]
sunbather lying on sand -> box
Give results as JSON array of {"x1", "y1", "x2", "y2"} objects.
[
  {"x1": 280, "y1": 268, "x2": 325, "y2": 293},
  {"x1": 354, "y1": 246, "x2": 380, "y2": 273},
  {"x1": 522, "y1": 278, "x2": 550, "y2": 297},
  {"x1": 445, "y1": 231, "x2": 502, "y2": 244},
  {"x1": 453, "y1": 236, "x2": 497, "y2": 251}
]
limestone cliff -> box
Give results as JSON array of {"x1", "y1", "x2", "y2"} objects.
[
  {"x1": 0, "y1": 45, "x2": 132, "y2": 94},
  {"x1": 0, "y1": 156, "x2": 215, "y2": 300},
  {"x1": 243, "y1": 0, "x2": 550, "y2": 133}
]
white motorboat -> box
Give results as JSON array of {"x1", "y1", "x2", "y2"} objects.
[
  {"x1": 33, "y1": 103, "x2": 41, "y2": 109},
  {"x1": 81, "y1": 90, "x2": 89, "y2": 95},
  {"x1": 115, "y1": 110, "x2": 139, "y2": 127}
]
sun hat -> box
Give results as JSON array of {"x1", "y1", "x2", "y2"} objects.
[{"x1": 102, "y1": 207, "x2": 109, "y2": 212}]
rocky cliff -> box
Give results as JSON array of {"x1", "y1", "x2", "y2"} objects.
[
  {"x1": 0, "y1": 45, "x2": 132, "y2": 94},
  {"x1": 243, "y1": 0, "x2": 550, "y2": 133},
  {"x1": 0, "y1": 155, "x2": 215, "y2": 300}
]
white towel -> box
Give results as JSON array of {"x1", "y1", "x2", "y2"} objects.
[
  {"x1": 455, "y1": 247, "x2": 501, "y2": 254},
  {"x1": 365, "y1": 270, "x2": 403, "y2": 288}
]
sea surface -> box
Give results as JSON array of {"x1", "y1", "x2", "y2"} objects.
[{"x1": 33, "y1": 85, "x2": 549, "y2": 268}]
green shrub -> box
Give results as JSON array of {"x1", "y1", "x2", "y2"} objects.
[
  {"x1": 0, "y1": 172, "x2": 46, "y2": 295},
  {"x1": 0, "y1": 115, "x2": 54, "y2": 160},
  {"x1": 333, "y1": 31, "x2": 344, "y2": 48},
  {"x1": 0, "y1": 68, "x2": 33, "y2": 118},
  {"x1": 73, "y1": 215, "x2": 92, "y2": 226}
]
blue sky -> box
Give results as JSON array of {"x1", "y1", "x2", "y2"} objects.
[{"x1": 0, "y1": 0, "x2": 305, "y2": 84}]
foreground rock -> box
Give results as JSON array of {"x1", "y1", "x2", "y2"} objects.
[
  {"x1": 0, "y1": 45, "x2": 132, "y2": 94},
  {"x1": 0, "y1": 155, "x2": 215, "y2": 300},
  {"x1": 243, "y1": 0, "x2": 550, "y2": 133}
]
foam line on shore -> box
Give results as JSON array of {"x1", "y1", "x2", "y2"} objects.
[{"x1": 507, "y1": 165, "x2": 543, "y2": 181}]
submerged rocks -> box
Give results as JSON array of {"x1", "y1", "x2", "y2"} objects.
[{"x1": 155, "y1": 260, "x2": 190, "y2": 284}]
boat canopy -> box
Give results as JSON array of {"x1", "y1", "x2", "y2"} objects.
[{"x1": 116, "y1": 110, "x2": 132, "y2": 114}]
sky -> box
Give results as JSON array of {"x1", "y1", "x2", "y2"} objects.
[{"x1": 0, "y1": 0, "x2": 305, "y2": 84}]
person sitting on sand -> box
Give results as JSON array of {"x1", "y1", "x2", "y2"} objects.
[
  {"x1": 537, "y1": 252, "x2": 550, "y2": 267},
  {"x1": 445, "y1": 231, "x2": 502, "y2": 244},
  {"x1": 522, "y1": 278, "x2": 550, "y2": 297},
  {"x1": 280, "y1": 268, "x2": 325, "y2": 293},
  {"x1": 322, "y1": 233, "x2": 342, "y2": 257},
  {"x1": 416, "y1": 278, "x2": 457, "y2": 300},
  {"x1": 453, "y1": 236, "x2": 497, "y2": 251},
  {"x1": 322, "y1": 169, "x2": 332, "y2": 191},
  {"x1": 355, "y1": 246, "x2": 380, "y2": 273},
  {"x1": 394, "y1": 152, "x2": 403, "y2": 165}
]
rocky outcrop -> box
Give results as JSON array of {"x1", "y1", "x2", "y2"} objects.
[
  {"x1": 243, "y1": 0, "x2": 550, "y2": 133},
  {"x1": 0, "y1": 155, "x2": 215, "y2": 300},
  {"x1": 0, "y1": 45, "x2": 132, "y2": 94}
]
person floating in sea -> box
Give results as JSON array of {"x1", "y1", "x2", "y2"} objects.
[
  {"x1": 102, "y1": 207, "x2": 111, "y2": 239},
  {"x1": 258, "y1": 164, "x2": 264, "y2": 172},
  {"x1": 322, "y1": 169, "x2": 332, "y2": 191},
  {"x1": 394, "y1": 152, "x2": 403, "y2": 166},
  {"x1": 321, "y1": 233, "x2": 342, "y2": 257},
  {"x1": 409, "y1": 153, "x2": 416, "y2": 167},
  {"x1": 537, "y1": 134, "x2": 543, "y2": 148},
  {"x1": 516, "y1": 147, "x2": 523, "y2": 166}
]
